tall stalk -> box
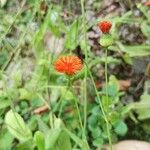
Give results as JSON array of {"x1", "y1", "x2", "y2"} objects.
[
  {"x1": 86, "y1": 63, "x2": 112, "y2": 150},
  {"x1": 80, "y1": 0, "x2": 89, "y2": 147},
  {"x1": 105, "y1": 48, "x2": 112, "y2": 150},
  {"x1": 70, "y1": 85, "x2": 90, "y2": 150}
]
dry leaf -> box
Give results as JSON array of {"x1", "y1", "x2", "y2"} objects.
[
  {"x1": 33, "y1": 105, "x2": 49, "y2": 114},
  {"x1": 118, "y1": 79, "x2": 131, "y2": 91}
]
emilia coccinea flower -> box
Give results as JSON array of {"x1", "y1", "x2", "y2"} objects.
[
  {"x1": 98, "y1": 21, "x2": 112, "y2": 34},
  {"x1": 97, "y1": 21, "x2": 113, "y2": 47},
  {"x1": 145, "y1": 1, "x2": 150, "y2": 6},
  {"x1": 54, "y1": 55, "x2": 83, "y2": 76}
]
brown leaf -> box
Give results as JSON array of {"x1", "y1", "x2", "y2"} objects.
[
  {"x1": 40, "y1": 1, "x2": 48, "y2": 15},
  {"x1": 33, "y1": 105, "x2": 49, "y2": 115},
  {"x1": 145, "y1": 62, "x2": 150, "y2": 78},
  {"x1": 118, "y1": 79, "x2": 131, "y2": 91}
]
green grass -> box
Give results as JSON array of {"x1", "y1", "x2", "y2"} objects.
[{"x1": 0, "y1": 0, "x2": 150, "y2": 150}]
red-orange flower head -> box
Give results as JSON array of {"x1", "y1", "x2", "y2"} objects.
[
  {"x1": 54, "y1": 55, "x2": 83, "y2": 75},
  {"x1": 145, "y1": 1, "x2": 150, "y2": 6},
  {"x1": 98, "y1": 21, "x2": 112, "y2": 34}
]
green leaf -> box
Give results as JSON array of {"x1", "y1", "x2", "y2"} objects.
[
  {"x1": 5, "y1": 110, "x2": 32, "y2": 141},
  {"x1": 19, "y1": 88, "x2": 34, "y2": 100},
  {"x1": 65, "y1": 18, "x2": 81, "y2": 50},
  {"x1": 0, "y1": 52, "x2": 7, "y2": 66},
  {"x1": 63, "y1": 127, "x2": 86, "y2": 149},
  {"x1": 50, "y1": 88, "x2": 61, "y2": 103},
  {"x1": 114, "y1": 121, "x2": 128, "y2": 136},
  {"x1": 88, "y1": 114, "x2": 99, "y2": 130},
  {"x1": 121, "y1": 104, "x2": 134, "y2": 116},
  {"x1": 109, "y1": 112, "x2": 120, "y2": 125},
  {"x1": 45, "y1": 131, "x2": 59, "y2": 150},
  {"x1": 61, "y1": 88, "x2": 74, "y2": 100},
  {"x1": 142, "y1": 120, "x2": 150, "y2": 132},
  {"x1": 108, "y1": 84, "x2": 118, "y2": 98},
  {"x1": 93, "y1": 138, "x2": 103, "y2": 147},
  {"x1": 134, "y1": 94, "x2": 150, "y2": 120},
  {"x1": 0, "y1": 99, "x2": 10, "y2": 109},
  {"x1": 122, "y1": 53, "x2": 133, "y2": 65},
  {"x1": 109, "y1": 75, "x2": 119, "y2": 91},
  {"x1": 13, "y1": 71, "x2": 22, "y2": 87},
  {"x1": 0, "y1": 90, "x2": 11, "y2": 109},
  {"x1": 45, "y1": 119, "x2": 62, "y2": 150},
  {"x1": 89, "y1": 56, "x2": 120, "y2": 68},
  {"x1": 49, "y1": 9, "x2": 65, "y2": 37},
  {"x1": 141, "y1": 21, "x2": 150, "y2": 39},
  {"x1": 43, "y1": 118, "x2": 72, "y2": 150},
  {"x1": 91, "y1": 127, "x2": 101, "y2": 139},
  {"x1": 36, "y1": 116, "x2": 50, "y2": 134},
  {"x1": 57, "y1": 128, "x2": 72, "y2": 150},
  {"x1": 109, "y1": 42, "x2": 150, "y2": 57},
  {"x1": 0, "y1": 128, "x2": 13, "y2": 150},
  {"x1": 33, "y1": 8, "x2": 53, "y2": 56},
  {"x1": 16, "y1": 140, "x2": 33, "y2": 150},
  {"x1": 34, "y1": 131, "x2": 45, "y2": 150},
  {"x1": 137, "y1": 3, "x2": 150, "y2": 22}
]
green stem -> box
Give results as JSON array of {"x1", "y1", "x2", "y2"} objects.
[
  {"x1": 0, "y1": 1, "x2": 26, "y2": 43},
  {"x1": 80, "y1": 0, "x2": 88, "y2": 140},
  {"x1": 57, "y1": 75, "x2": 89, "y2": 149},
  {"x1": 105, "y1": 48, "x2": 109, "y2": 109},
  {"x1": 70, "y1": 86, "x2": 90, "y2": 150},
  {"x1": 85, "y1": 63, "x2": 112, "y2": 150},
  {"x1": 58, "y1": 78, "x2": 70, "y2": 118},
  {"x1": 71, "y1": 87, "x2": 83, "y2": 129},
  {"x1": 105, "y1": 48, "x2": 112, "y2": 150}
]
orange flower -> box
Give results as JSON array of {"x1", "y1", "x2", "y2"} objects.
[
  {"x1": 98, "y1": 21, "x2": 112, "y2": 34},
  {"x1": 54, "y1": 55, "x2": 83, "y2": 75},
  {"x1": 145, "y1": 1, "x2": 150, "y2": 6}
]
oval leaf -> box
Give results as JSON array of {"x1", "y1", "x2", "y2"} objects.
[
  {"x1": 5, "y1": 110, "x2": 32, "y2": 141},
  {"x1": 34, "y1": 131, "x2": 45, "y2": 150}
]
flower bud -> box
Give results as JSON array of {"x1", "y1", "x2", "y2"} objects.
[
  {"x1": 98, "y1": 21, "x2": 112, "y2": 34},
  {"x1": 99, "y1": 34, "x2": 113, "y2": 47}
]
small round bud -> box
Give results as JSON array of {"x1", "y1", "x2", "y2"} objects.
[{"x1": 99, "y1": 34, "x2": 113, "y2": 47}]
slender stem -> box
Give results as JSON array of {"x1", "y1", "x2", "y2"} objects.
[
  {"x1": 0, "y1": 0, "x2": 26, "y2": 42},
  {"x1": 85, "y1": 62, "x2": 112, "y2": 150},
  {"x1": 37, "y1": 94, "x2": 51, "y2": 110},
  {"x1": 86, "y1": 63, "x2": 108, "y2": 122},
  {"x1": 105, "y1": 48, "x2": 109, "y2": 109},
  {"x1": 71, "y1": 87, "x2": 83, "y2": 130},
  {"x1": 80, "y1": 0, "x2": 88, "y2": 138},
  {"x1": 105, "y1": 48, "x2": 112, "y2": 150},
  {"x1": 70, "y1": 86, "x2": 90, "y2": 150},
  {"x1": 56, "y1": 75, "x2": 90, "y2": 149},
  {"x1": 1, "y1": 3, "x2": 36, "y2": 72},
  {"x1": 58, "y1": 78, "x2": 70, "y2": 118}
]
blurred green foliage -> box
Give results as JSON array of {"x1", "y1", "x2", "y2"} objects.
[{"x1": 0, "y1": 0, "x2": 150, "y2": 150}]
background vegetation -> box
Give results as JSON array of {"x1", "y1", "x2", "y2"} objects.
[{"x1": 0, "y1": 0, "x2": 150, "y2": 150}]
